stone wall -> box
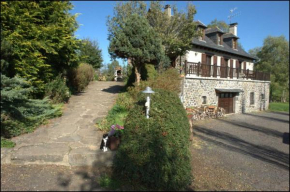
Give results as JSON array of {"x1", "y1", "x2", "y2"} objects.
[{"x1": 182, "y1": 77, "x2": 270, "y2": 113}]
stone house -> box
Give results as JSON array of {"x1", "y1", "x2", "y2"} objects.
[{"x1": 177, "y1": 19, "x2": 271, "y2": 114}]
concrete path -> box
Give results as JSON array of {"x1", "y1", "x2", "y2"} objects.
[{"x1": 1, "y1": 81, "x2": 124, "y2": 167}]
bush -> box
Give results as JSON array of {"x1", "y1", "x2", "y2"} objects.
[
  {"x1": 126, "y1": 64, "x2": 158, "y2": 87},
  {"x1": 127, "y1": 68, "x2": 181, "y2": 101},
  {"x1": 141, "y1": 64, "x2": 158, "y2": 81},
  {"x1": 112, "y1": 89, "x2": 192, "y2": 190},
  {"x1": 1, "y1": 75, "x2": 62, "y2": 138},
  {"x1": 67, "y1": 63, "x2": 94, "y2": 93},
  {"x1": 44, "y1": 75, "x2": 70, "y2": 104}
]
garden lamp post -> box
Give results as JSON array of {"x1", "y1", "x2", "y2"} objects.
[{"x1": 142, "y1": 86, "x2": 155, "y2": 119}]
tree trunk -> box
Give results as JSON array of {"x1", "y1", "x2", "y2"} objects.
[{"x1": 135, "y1": 66, "x2": 141, "y2": 86}]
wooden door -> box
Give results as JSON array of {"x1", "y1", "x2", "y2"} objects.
[
  {"x1": 218, "y1": 92, "x2": 235, "y2": 114},
  {"x1": 236, "y1": 60, "x2": 240, "y2": 73},
  {"x1": 243, "y1": 62, "x2": 247, "y2": 74},
  {"x1": 201, "y1": 54, "x2": 210, "y2": 77},
  {"x1": 220, "y1": 57, "x2": 226, "y2": 78}
]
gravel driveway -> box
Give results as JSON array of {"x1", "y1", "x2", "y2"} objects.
[{"x1": 190, "y1": 111, "x2": 289, "y2": 191}]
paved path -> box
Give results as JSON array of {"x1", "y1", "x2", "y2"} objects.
[
  {"x1": 1, "y1": 81, "x2": 124, "y2": 167},
  {"x1": 190, "y1": 111, "x2": 289, "y2": 191}
]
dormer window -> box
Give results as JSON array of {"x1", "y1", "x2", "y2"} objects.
[
  {"x1": 233, "y1": 39, "x2": 237, "y2": 49},
  {"x1": 218, "y1": 34, "x2": 223, "y2": 45},
  {"x1": 198, "y1": 28, "x2": 205, "y2": 41}
]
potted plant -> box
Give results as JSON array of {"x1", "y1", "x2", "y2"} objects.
[{"x1": 108, "y1": 124, "x2": 124, "y2": 151}]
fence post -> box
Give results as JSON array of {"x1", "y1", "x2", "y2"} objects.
[
  {"x1": 247, "y1": 69, "x2": 249, "y2": 79},
  {"x1": 237, "y1": 67, "x2": 239, "y2": 79}
]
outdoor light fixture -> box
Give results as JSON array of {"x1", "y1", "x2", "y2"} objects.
[{"x1": 142, "y1": 86, "x2": 155, "y2": 119}]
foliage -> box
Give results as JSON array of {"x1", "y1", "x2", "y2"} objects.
[
  {"x1": 140, "y1": 64, "x2": 158, "y2": 81},
  {"x1": 249, "y1": 36, "x2": 289, "y2": 102},
  {"x1": 97, "y1": 105, "x2": 128, "y2": 132},
  {"x1": 101, "y1": 60, "x2": 120, "y2": 81},
  {"x1": 1, "y1": 138, "x2": 16, "y2": 148},
  {"x1": 1, "y1": 75, "x2": 62, "y2": 138},
  {"x1": 99, "y1": 173, "x2": 121, "y2": 190},
  {"x1": 126, "y1": 64, "x2": 158, "y2": 87},
  {"x1": 67, "y1": 63, "x2": 94, "y2": 93},
  {"x1": 44, "y1": 75, "x2": 70, "y2": 104},
  {"x1": 147, "y1": 2, "x2": 198, "y2": 64},
  {"x1": 107, "y1": 12, "x2": 166, "y2": 85},
  {"x1": 1, "y1": 1, "x2": 79, "y2": 95},
  {"x1": 127, "y1": 68, "x2": 181, "y2": 100},
  {"x1": 112, "y1": 89, "x2": 192, "y2": 190},
  {"x1": 269, "y1": 102, "x2": 289, "y2": 112},
  {"x1": 78, "y1": 38, "x2": 103, "y2": 69},
  {"x1": 207, "y1": 19, "x2": 229, "y2": 32},
  {"x1": 115, "y1": 92, "x2": 134, "y2": 111}
]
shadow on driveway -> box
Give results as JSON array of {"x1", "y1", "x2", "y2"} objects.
[
  {"x1": 194, "y1": 126, "x2": 289, "y2": 170},
  {"x1": 243, "y1": 113, "x2": 289, "y2": 124},
  {"x1": 216, "y1": 118, "x2": 284, "y2": 138}
]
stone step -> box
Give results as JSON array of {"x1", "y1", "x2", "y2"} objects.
[{"x1": 68, "y1": 147, "x2": 115, "y2": 167}]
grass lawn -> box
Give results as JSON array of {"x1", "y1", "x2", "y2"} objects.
[{"x1": 269, "y1": 102, "x2": 289, "y2": 112}]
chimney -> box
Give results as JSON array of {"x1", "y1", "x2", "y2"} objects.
[
  {"x1": 164, "y1": 4, "x2": 171, "y2": 17},
  {"x1": 229, "y1": 23, "x2": 238, "y2": 36}
]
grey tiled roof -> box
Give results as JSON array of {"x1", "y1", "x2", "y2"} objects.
[
  {"x1": 205, "y1": 27, "x2": 225, "y2": 34},
  {"x1": 192, "y1": 33, "x2": 256, "y2": 60}
]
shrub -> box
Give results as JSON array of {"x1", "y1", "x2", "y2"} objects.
[
  {"x1": 112, "y1": 89, "x2": 192, "y2": 190},
  {"x1": 44, "y1": 75, "x2": 70, "y2": 104},
  {"x1": 67, "y1": 63, "x2": 94, "y2": 93},
  {"x1": 127, "y1": 68, "x2": 181, "y2": 101},
  {"x1": 115, "y1": 92, "x2": 134, "y2": 111},
  {"x1": 126, "y1": 64, "x2": 158, "y2": 87},
  {"x1": 140, "y1": 64, "x2": 158, "y2": 81},
  {"x1": 94, "y1": 73, "x2": 99, "y2": 81},
  {"x1": 1, "y1": 75, "x2": 62, "y2": 138}
]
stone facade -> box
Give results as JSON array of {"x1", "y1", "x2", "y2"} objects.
[{"x1": 181, "y1": 77, "x2": 270, "y2": 113}]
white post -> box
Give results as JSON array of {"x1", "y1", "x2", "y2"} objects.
[{"x1": 145, "y1": 96, "x2": 150, "y2": 119}]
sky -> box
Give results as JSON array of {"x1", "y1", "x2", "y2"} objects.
[{"x1": 70, "y1": 1, "x2": 289, "y2": 66}]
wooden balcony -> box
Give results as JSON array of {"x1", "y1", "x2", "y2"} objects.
[{"x1": 184, "y1": 61, "x2": 270, "y2": 81}]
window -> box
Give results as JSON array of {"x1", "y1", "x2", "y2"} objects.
[
  {"x1": 261, "y1": 94, "x2": 265, "y2": 100},
  {"x1": 250, "y1": 92, "x2": 255, "y2": 105},
  {"x1": 218, "y1": 34, "x2": 222, "y2": 45},
  {"x1": 202, "y1": 96, "x2": 207, "y2": 104},
  {"x1": 199, "y1": 28, "x2": 205, "y2": 40},
  {"x1": 233, "y1": 39, "x2": 237, "y2": 49}
]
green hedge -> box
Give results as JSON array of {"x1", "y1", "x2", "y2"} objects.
[{"x1": 112, "y1": 89, "x2": 192, "y2": 190}]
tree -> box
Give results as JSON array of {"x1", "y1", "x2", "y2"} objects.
[
  {"x1": 107, "y1": 1, "x2": 198, "y2": 68},
  {"x1": 1, "y1": 1, "x2": 79, "y2": 95},
  {"x1": 107, "y1": 13, "x2": 165, "y2": 85},
  {"x1": 207, "y1": 19, "x2": 229, "y2": 32},
  {"x1": 146, "y1": 2, "x2": 198, "y2": 66},
  {"x1": 78, "y1": 38, "x2": 103, "y2": 69},
  {"x1": 249, "y1": 36, "x2": 289, "y2": 102}
]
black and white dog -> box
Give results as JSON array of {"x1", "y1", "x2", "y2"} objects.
[{"x1": 100, "y1": 134, "x2": 109, "y2": 152}]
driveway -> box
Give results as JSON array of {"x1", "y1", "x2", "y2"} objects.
[{"x1": 190, "y1": 111, "x2": 289, "y2": 191}]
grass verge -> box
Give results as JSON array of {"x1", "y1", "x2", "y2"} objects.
[{"x1": 269, "y1": 102, "x2": 289, "y2": 112}]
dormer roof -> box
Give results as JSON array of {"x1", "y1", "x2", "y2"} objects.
[
  {"x1": 195, "y1": 20, "x2": 207, "y2": 28},
  {"x1": 205, "y1": 27, "x2": 225, "y2": 35},
  {"x1": 223, "y1": 33, "x2": 239, "y2": 39}
]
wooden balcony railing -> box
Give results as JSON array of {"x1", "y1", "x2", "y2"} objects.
[{"x1": 184, "y1": 61, "x2": 270, "y2": 81}]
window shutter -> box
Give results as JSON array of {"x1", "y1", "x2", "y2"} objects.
[{"x1": 202, "y1": 53, "x2": 206, "y2": 64}]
